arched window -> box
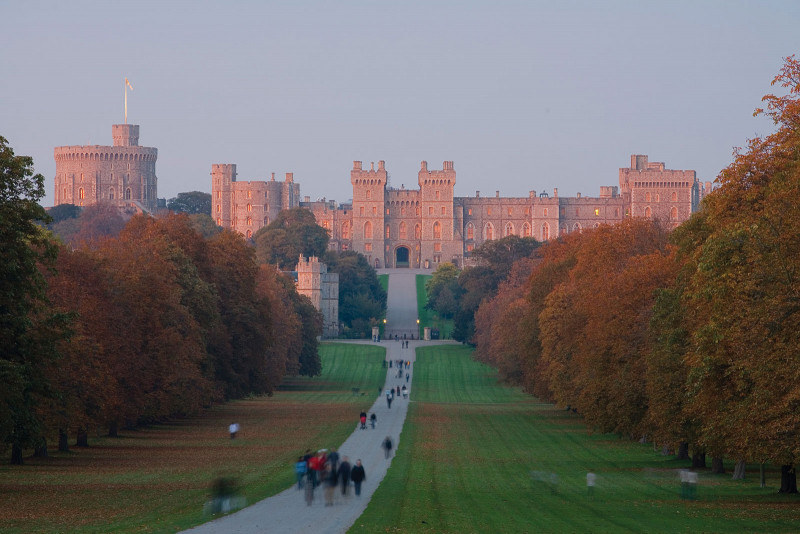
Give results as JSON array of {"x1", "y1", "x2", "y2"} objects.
[
  {"x1": 467, "y1": 223, "x2": 474, "y2": 240},
  {"x1": 264, "y1": 217, "x2": 269, "y2": 226},
  {"x1": 246, "y1": 230, "x2": 252, "y2": 238},
  {"x1": 366, "y1": 190, "x2": 371, "y2": 200},
  {"x1": 399, "y1": 222, "x2": 407, "y2": 239},
  {"x1": 247, "y1": 204, "x2": 252, "y2": 212},
  {"x1": 109, "y1": 188, "x2": 115, "y2": 200},
  {"x1": 505, "y1": 222, "x2": 514, "y2": 236},
  {"x1": 125, "y1": 188, "x2": 132, "y2": 200},
  {"x1": 246, "y1": 217, "x2": 252, "y2": 226},
  {"x1": 671, "y1": 206, "x2": 678, "y2": 220},
  {"x1": 415, "y1": 224, "x2": 421, "y2": 239},
  {"x1": 342, "y1": 222, "x2": 350, "y2": 239},
  {"x1": 573, "y1": 223, "x2": 581, "y2": 233},
  {"x1": 416, "y1": 207, "x2": 420, "y2": 216},
  {"x1": 484, "y1": 223, "x2": 494, "y2": 241},
  {"x1": 79, "y1": 188, "x2": 85, "y2": 200},
  {"x1": 386, "y1": 225, "x2": 390, "y2": 238},
  {"x1": 671, "y1": 191, "x2": 677, "y2": 202},
  {"x1": 522, "y1": 223, "x2": 531, "y2": 237},
  {"x1": 645, "y1": 192, "x2": 651, "y2": 202},
  {"x1": 364, "y1": 221, "x2": 373, "y2": 239},
  {"x1": 541, "y1": 223, "x2": 550, "y2": 241},
  {"x1": 645, "y1": 206, "x2": 652, "y2": 218},
  {"x1": 433, "y1": 221, "x2": 441, "y2": 239},
  {"x1": 401, "y1": 207, "x2": 406, "y2": 215}
]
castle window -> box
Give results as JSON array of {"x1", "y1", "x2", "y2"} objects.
[
  {"x1": 542, "y1": 223, "x2": 550, "y2": 241},
  {"x1": 507, "y1": 208, "x2": 512, "y2": 216},
  {"x1": 342, "y1": 222, "x2": 350, "y2": 239},
  {"x1": 125, "y1": 188, "x2": 132, "y2": 200},
  {"x1": 109, "y1": 188, "x2": 115, "y2": 200},
  {"x1": 415, "y1": 224, "x2": 421, "y2": 239},
  {"x1": 435, "y1": 191, "x2": 440, "y2": 200},
  {"x1": 434, "y1": 243, "x2": 441, "y2": 252},
  {"x1": 433, "y1": 221, "x2": 441, "y2": 239},
  {"x1": 386, "y1": 225, "x2": 390, "y2": 238},
  {"x1": 372, "y1": 206, "x2": 377, "y2": 215},
  {"x1": 543, "y1": 208, "x2": 548, "y2": 217},
  {"x1": 525, "y1": 207, "x2": 531, "y2": 216},
  {"x1": 247, "y1": 204, "x2": 252, "y2": 212},
  {"x1": 217, "y1": 191, "x2": 221, "y2": 199},
  {"x1": 246, "y1": 217, "x2": 252, "y2": 226},
  {"x1": 467, "y1": 223, "x2": 474, "y2": 240},
  {"x1": 523, "y1": 223, "x2": 531, "y2": 237},
  {"x1": 468, "y1": 208, "x2": 472, "y2": 216},
  {"x1": 505, "y1": 222, "x2": 514, "y2": 236},
  {"x1": 441, "y1": 206, "x2": 446, "y2": 215},
  {"x1": 360, "y1": 207, "x2": 365, "y2": 216},
  {"x1": 671, "y1": 191, "x2": 678, "y2": 202},
  {"x1": 80, "y1": 173, "x2": 84, "y2": 183},
  {"x1": 645, "y1": 192, "x2": 651, "y2": 202},
  {"x1": 645, "y1": 206, "x2": 652, "y2": 218},
  {"x1": 399, "y1": 222, "x2": 407, "y2": 239},
  {"x1": 560, "y1": 207, "x2": 565, "y2": 216},
  {"x1": 246, "y1": 230, "x2": 252, "y2": 238},
  {"x1": 247, "y1": 190, "x2": 252, "y2": 199},
  {"x1": 217, "y1": 205, "x2": 221, "y2": 213},
  {"x1": 594, "y1": 208, "x2": 600, "y2": 216},
  {"x1": 79, "y1": 188, "x2": 85, "y2": 200},
  {"x1": 428, "y1": 207, "x2": 433, "y2": 216},
  {"x1": 364, "y1": 221, "x2": 373, "y2": 239},
  {"x1": 366, "y1": 190, "x2": 371, "y2": 200},
  {"x1": 671, "y1": 207, "x2": 678, "y2": 220},
  {"x1": 484, "y1": 223, "x2": 494, "y2": 241},
  {"x1": 217, "y1": 218, "x2": 221, "y2": 226},
  {"x1": 467, "y1": 243, "x2": 474, "y2": 252},
  {"x1": 573, "y1": 223, "x2": 581, "y2": 232},
  {"x1": 401, "y1": 207, "x2": 406, "y2": 216},
  {"x1": 487, "y1": 208, "x2": 492, "y2": 216},
  {"x1": 656, "y1": 194, "x2": 660, "y2": 202},
  {"x1": 416, "y1": 207, "x2": 420, "y2": 216},
  {"x1": 364, "y1": 243, "x2": 372, "y2": 252},
  {"x1": 386, "y1": 208, "x2": 390, "y2": 215},
  {"x1": 264, "y1": 217, "x2": 269, "y2": 226}
]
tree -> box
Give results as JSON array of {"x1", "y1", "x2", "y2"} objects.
[
  {"x1": 323, "y1": 250, "x2": 387, "y2": 338},
  {"x1": 46, "y1": 203, "x2": 81, "y2": 224},
  {"x1": 253, "y1": 207, "x2": 329, "y2": 269},
  {"x1": 50, "y1": 202, "x2": 126, "y2": 247},
  {"x1": 0, "y1": 136, "x2": 64, "y2": 464},
  {"x1": 167, "y1": 191, "x2": 212, "y2": 215},
  {"x1": 425, "y1": 262, "x2": 460, "y2": 318}
]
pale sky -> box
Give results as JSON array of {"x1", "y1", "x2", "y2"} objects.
[{"x1": 2, "y1": 0, "x2": 799, "y2": 208}]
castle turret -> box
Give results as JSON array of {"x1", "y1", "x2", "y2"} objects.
[
  {"x1": 211, "y1": 164, "x2": 237, "y2": 228},
  {"x1": 112, "y1": 124, "x2": 139, "y2": 147},
  {"x1": 350, "y1": 160, "x2": 387, "y2": 267}
]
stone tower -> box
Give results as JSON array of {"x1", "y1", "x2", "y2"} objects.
[
  {"x1": 54, "y1": 124, "x2": 158, "y2": 212},
  {"x1": 296, "y1": 254, "x2": 339, "y2": 338},
  {"x1": 350, "y1": 161, "x2": 387, "y2": 268}
]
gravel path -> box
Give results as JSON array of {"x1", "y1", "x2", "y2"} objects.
[{"x1": 183, "y1": 269, "x2": 440, "y2": 534}]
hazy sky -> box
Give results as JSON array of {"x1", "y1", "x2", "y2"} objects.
[{"x1": 2, "y1": 0, "x2": 799, "y2": 208}]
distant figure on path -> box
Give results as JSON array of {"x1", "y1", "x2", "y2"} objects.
[
  {"x1": 295, "y1": 456, "x2": 307, "y2": 489},
  {"x1": 323, "y1": 463, "x2": 337, "y2": 506},
  {"x1": 339, "y1": 456, "x2": 352, "y2": 495},
  {"x1": 360, "y1": 411, "x2": 367, "y2": 429},
  {"x1": 229, "y1": 422, "x2": 239, "y2": 439},
  {"x1": 587, "y1": 471, "x2": 596, "y2": 498},
  {"x1": 370, "y1": 412, "x2": 377, "y2": 429},
  {"x1": 383, "y1": 436, "x2": 393, "y2": 459},
  {"x1": 350, "y1": 460, "x2": 366, "y2": 496}
]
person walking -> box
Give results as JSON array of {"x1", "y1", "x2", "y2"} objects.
[
  {"x1": 382, "y1": 436, "x2": 393, "y2": 459},
  {"x1": 339, "y1": 456, "x2": 352, "y2": 496},
  {"x1": 229, "y1": 422, "x2": 239, "y2": 439},
  {"x1": 350, "y1": 460, "x2": 366, "y2": 496},
  {"x1": 323, "y1": 462, "x2": 337, "y2": 506},
  {"x1": 295, "y1": 456, "x2": 307, "y2": 489},
  {"x1": 370, "y1": 412, "x2": 377, "y2": 429}
]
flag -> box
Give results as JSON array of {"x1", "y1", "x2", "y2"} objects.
[{"x1": 126, "y1": 78, "x2": 134, "y2": 91}]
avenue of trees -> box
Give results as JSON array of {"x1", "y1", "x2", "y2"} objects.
[{"x1": 468, "y1": 57, "x2": 800, "y2": 492}]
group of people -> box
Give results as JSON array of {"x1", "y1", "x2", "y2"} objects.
[
  {"x1": 359, "y1": 411, "x2": 377, "y2": 429},
  {"x1": 295, "y1": 448, "x2": 366, "y2": 506},
  {"x1": 385, "y1": 385, "x2": 408, "y2": 407}
]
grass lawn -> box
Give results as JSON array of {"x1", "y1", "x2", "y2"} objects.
[
  {"x1": 0, "y1": 342, "x2": 386, "y2": 534},
  {"x1": 416, "y1": 274, "x2": 454, "y2": 339},
  {"x1": 351, "y1": 344, "x2": 800, "y2": 533}
]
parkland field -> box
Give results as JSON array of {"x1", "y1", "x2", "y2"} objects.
[{"x1": 1, "y1": 343, "x2": 798, "y2": 533}]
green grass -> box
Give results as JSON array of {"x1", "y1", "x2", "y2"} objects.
[
  {"x1": 416, "y1": 274, "x2": 455, "y2": 339},
  {"x1": 0, "y1": 343, "x2": 386, "y2": 534},
  {"x1": 351, "y1": 345, "x2": 800, "y2": 533}
]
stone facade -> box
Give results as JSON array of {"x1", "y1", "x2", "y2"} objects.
[
  {"x1": 213, "y1": 155, "x2": 706, "y2": 269},
  {"x1": 211, "y1": 164, "x2": 300, "y2": 239},
  {"x1": 54, "y1": 124, "x2": 158, "y2": 212},
  {"x1": 295, "y1": 255, "x2": 339, "y2": 338}
]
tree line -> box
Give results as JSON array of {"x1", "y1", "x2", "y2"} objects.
[{"x1": 435, "y1": 57, "x2": 800, "y2": 492}]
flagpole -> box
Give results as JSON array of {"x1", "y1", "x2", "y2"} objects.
[{"x1": 124, "y1": 77, "x2": 128, "y2": 124}]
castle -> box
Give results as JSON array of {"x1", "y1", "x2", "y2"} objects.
[
  {"x1": 213, "y1": 155, "x2": 707, "y2": 269},
  {"x1": 54, "y1": 124, "x2": 159, "y2": 212}
]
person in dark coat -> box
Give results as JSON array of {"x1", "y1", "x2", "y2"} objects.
[
  {"x1": 350, "y1": 459, "x2": 366, "y2": 496},
  {"x1": 338, "y1": 456, "x2": 352, "y2": 495}
]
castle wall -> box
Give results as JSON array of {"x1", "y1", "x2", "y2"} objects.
[
  {"x1": 296, "y1": 254, "x2": 339, "y2": 338},
  {"x1": 54, "y1": 124, "x2": 158, "y2": 212}
]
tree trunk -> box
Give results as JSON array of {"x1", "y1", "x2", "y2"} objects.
[
  {"x1": 108, "y1": 420, "x2": 118, "y2": 438},
  {"x1": 779, "y1": 464, "x2": 798, "y2": 494},
  {"x1": 34, "y1": 438, "x2": 48, "y2": 458},
  {"x1": 677, "y1": 442, "x2": 690, "y2": 460},
  {"x1": 76, "y1": 428, "x2": 89, "y2": 447},
  {"x1": 711, "y1": 456, "x2": 724, "y2": 474},
  {"x1": 11, "y1": 443, "x2": 23, "y2": 465},
  {"x1": 732, "y1": 459, "x2": 746, "y2": 480},
  {"x1": 58, "y1": 429, "x2": 69, "y2": 452},
  {"x1": 691, "y1": 451, "x2": 706, "y2": 469}
]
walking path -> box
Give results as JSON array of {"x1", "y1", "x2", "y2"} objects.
[{"x1": 183, "y1": 269, "x2": 439, "y2": 534}]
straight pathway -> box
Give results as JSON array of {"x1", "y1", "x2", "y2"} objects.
[{"x1": 184, "y1": 269, "x2": 434, "y2": 533}]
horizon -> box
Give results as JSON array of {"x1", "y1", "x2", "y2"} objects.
[{"x1": 2, "y1": 1, "x2": 799, "y2": 208}]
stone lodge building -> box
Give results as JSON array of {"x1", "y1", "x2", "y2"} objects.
[
  {"x1": 54, "y1": 124, "x2": 159, "y2": 212},
  {"x1": 293, "y1": 255, "x2": 339, "y2": 339},
  {"x1": 212, "y1": 155, "x2": 707, "y2": 269}
]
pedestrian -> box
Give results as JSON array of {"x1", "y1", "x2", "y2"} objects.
[
  {"x1": 587, "y1": 471, "x2": 596, "y2": 498},
  {"x1": 339, "y1": 456, "x2": 351, "y2": 495},
  {"x1": 386, "y1": 389, "x2": 393, "y2": 409},
  {"x1": 383, "y1": 436, "x2": 393, "y2": 459},
  {"x1": 328, "y1": 448, "x2": 340, "y2": 473},
  {"x1": 360, "y1": 411, "x2": 367, "y2": 429},
  {"x1": 323, "y1": 462, "x2": 336, "y2": 506},
  {"x1": 304, "y1": 470, "x2": 314, "y2": 506},
  {"x1": 406, "y1": 372, "x2": 410, "y2": 383},
  {"x1": 350, "y1": 459, "x2": 366, "y2": 496},
  {"x1": 370, "y1": 412, "x2": 377, "y2": 429},
  {"x1": 295, "y1": 456, "x2": 307, "y2": 489}
]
